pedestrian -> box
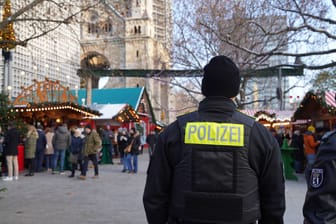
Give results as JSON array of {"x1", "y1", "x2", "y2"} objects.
[
  {"x1": 79, "y1": 124, "x2": 102, "y2": 180},
  {"x1": 2, "y1": 122, "x2": 20, "y2": 181},
  {"x1": 34, "y1": 125, "x2": 47, "y2": 172},
  {"x1": 44, "y1": 127, "x2": 54, "y2": 172},
  {"x1": 129, "y1": 127, "x2": 141, "y2": 174},
  {"x1": 101, "y1": 127, "x2": 114, "y2": 164},
  {"x1": 143, "y1": 55, "x2": 285, "y2": 224},
  {"x1": 146, "y1": 130, "x2": 157, "y2": 158},
  {"x1": 0, "y1": 126, "x2": 5, "y2": 177},
  {"x1": 24, "y1": 124, "x2": 39, "y2": 177},
  {"x1": 52, "y1": 123, "x2": 71, "y2": 175},
  {"x1": 68, "y1": 129, "x2": 83, "y2": 178},
  {"x1": 303, "y1": 125, "x2": 320, "y2": 180},
  {"x1": 118, "y1": 128, "x2": 129, "y2": 172},
  {"x1": 290, "y1": 129, "x2": 304, "y2": 173},
  {"x1": 270, "y1": 128, "x2": 283, "y2": 147},
  {"x1": 303, "y1": 126, "x2": 336, "y2": 223},
  {"x1": 112, "y1": 128, "x2": 119, "y2": 159}
]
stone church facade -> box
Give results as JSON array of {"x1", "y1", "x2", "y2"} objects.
[{"x1": 79, "y1": 0, "x2": 174, "y2": 124}]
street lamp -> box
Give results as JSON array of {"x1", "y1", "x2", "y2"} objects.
[
  {"x1": 20, "y1": 71, "x2": 25, "y2": 87},
  {"x1": 33, "y1": 65, "x2": 37, "y2": 80},
  {"x1": 45, "y1": 63, "x2": 49, "y2": 79},
  {"x1": 75, "y1": 85, "x2": 79, "y2": 97},
  {"x1": 66, "y1": 75, "x2": 70, "y2": 87},
  {"x1": 7, "y1": 85, "x2": 12, "y2": 99}
]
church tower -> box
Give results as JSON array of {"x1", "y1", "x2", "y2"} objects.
[{"x1": 80, "y1": 0, "x2": 172, "y2": 123}]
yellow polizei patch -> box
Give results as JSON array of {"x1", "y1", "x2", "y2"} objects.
[{"x1": 184, "y1": 122, "x2": 244, "y2": 146}]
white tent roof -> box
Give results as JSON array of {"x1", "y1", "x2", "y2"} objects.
[{"x1": 91, "y1": 104, "x2": 127, "y2": 120}]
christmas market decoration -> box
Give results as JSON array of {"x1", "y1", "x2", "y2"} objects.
[
  {"x1": 241, "y1": 109, "x2": 294, "y2": 128},
  {"x1": 12, "y1": 78, "x2": 101, "y2": 124},
  {"x1": 0, "y1": 0, "x2": 16, "y2": 50},
  {"x1": 293, "y1": 90, "x2": 336, "y2": 130},
  {"x1": 0, "y1": 92, "x2": 27, "y2": 136},
  {"x1": 254, "y1": 110, "x2": 276, "y2": 123},
  {"x1": 113, "y1": 104, "x2": 139, "y2": 123}
]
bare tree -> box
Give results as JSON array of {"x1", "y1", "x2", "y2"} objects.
[
  {"x1": 171, "y1": 0, "x2": 334, "y2": 111},
  {"x1": 311, "y1": 70, "x2": 336, "y2": 91},
  {"x1": 0, "y1": 0, "x2": 101, "y2": 48}
]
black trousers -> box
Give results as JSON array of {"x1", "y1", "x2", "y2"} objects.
[
  {"x1": 81, "y1": 154, "x2": 98, "y2": 176},
  {"x1": 25, "y1": 158, "x2": 35, "y2": 174}
]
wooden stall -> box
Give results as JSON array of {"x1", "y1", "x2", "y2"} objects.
[
  {"x1": 12, "y1": 78, "x2": 101, "y2": 126},
  {"x1": 293, "y1": 91, "x2": 336, "y2": 132}
]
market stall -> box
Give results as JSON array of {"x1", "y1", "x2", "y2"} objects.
[
  {"x1": 293, "y1": 91, "x2": 336, "y2": 131},
  {"x1": 11, "y1": 78, "x2": 101, "y2": 170},
  {"x1": 12, "y1": 78, "x2": 101, "y2": 126}
]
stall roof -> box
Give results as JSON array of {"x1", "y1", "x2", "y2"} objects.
[
  {"x1": 293, "y1": 91, "x2": 336, "y2": 121},
  {"x1": 240, "y1": 109, "x2": 294, "y2": 122},
  {"x1": 91, "y1": 104, "x2": 139, "y2": 122},
  {"x1": 72, "y1": 87, "x2": 157, "y2": 123},
  {"x1": 12, "y1": 79, "x2": 101, "y2": 120},
  {"x1": 73, "y1": 88, "x2": 144, "y2": 109}
]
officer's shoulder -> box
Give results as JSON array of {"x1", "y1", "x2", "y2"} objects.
[
  {"x1": 176, "y1": 111, "x2": 198, "y2": 125},
  {"x1": 319, "y1": 129, "x2": 336, "y2": 150},
  {"x1": 233, "y1": 110, "x2": 255, "y2": 127}
]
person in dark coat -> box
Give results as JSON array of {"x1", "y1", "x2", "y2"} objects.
[
  {"x1": 303, "y1": 127, "x2": 336, "y2": 223},
  {"x1": 0, "y1": 126, "x2": 5, "y2": 177},
  {"x1": 290, "y1": 129, "x2": 304, "y2": 173},
  {"x1": 143, "y1": 56, "x2": 285, "y2": 224},
  {"x1": 118, "y1": 128, "x2": 129, "y2": 172},
  {"x1": 34, "y1": 125, "x2": 47, "y2": 172},
  {"x1": 2, "y1": 122, "x2": 20, "y2": 181},
  {"x1": 68, "y1": 129, "x2": 83, "y2": 178},
  {"x1": 146, "y1": 130, "x2": 157, "y2": 158}
]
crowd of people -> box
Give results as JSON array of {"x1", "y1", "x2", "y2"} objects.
[
  {"x1": 270, "y1": 125, "x2": 323, "y2": 177},
  {"x1": 0, "y1": 122, "x2": 154, "y2": 181}
]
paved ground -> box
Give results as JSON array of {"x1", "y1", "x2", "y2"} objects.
[{"x1": 0, "y1": 152, "x2": 307, "y2": 224}]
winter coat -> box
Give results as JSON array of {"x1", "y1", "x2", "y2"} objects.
[
  {"x1": 70, "y1": 136, "x2": 83, "y2": 154},
  {"x1": 143, "y1": 97, "x2": 285, "y2": 224},
  {"x1": 3, "y1": 127, "x2": 20, "y2": 156},
  {"x1": 0, "y1": 133, "x2": 4, "y2": 153},
  {"x1": 52, "y1": 126, "x2": 71, "y2": 150},
  {"x1": 25, "y1": 129, "x2": 39, "y2": 159},
  {"x1": 129, "y1": 133, "x2": 141, "y2": 155},
  {"x1": 45, "y1": 132, "x2": 54, "y2": 155},
  {"x1": 36, "y1": 129, "x2": 47, "y2": 154},
  {"x1": 304, "y1": 132, "x2": 319, "y2": 155},
  {"x1": 118, "y1": 133, "x2": 128, "y2": 152},
  {"x1": 83, "y1": 130, "x2": 102, "y2": 156}
]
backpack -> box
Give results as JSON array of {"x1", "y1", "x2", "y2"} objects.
[{"x1": 303, "y1": 129, "x2": 336, "y2": 224}]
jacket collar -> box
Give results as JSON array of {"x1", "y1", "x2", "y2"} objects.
[{"x1": 198, "y1": 96, "x2": 237, "y2": 113}]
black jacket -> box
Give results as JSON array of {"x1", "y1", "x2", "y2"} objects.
[
  {"x1": 303, "y1": 129, "x2": 336, "y2": 224},
  {"x1": 3, "y1": 127, "x2": 20, "y2": 156},
  {"x1": 143, "y1": 97, "x2": 285, "y2": 224}
]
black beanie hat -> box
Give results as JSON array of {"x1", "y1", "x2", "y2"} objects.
[{"x1": 201, "y1": 55, "x2": 240, "y2": 98}]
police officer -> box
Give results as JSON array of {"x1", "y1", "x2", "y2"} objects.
[
  {"x1": 303, "y1": 127, "x2": 336, "y2": 224},
  {"x1": 143, "y1": 55, "x2": 285, "y2": 224}
]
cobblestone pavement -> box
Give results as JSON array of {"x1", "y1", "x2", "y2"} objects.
[{"x1": 0, "y1": 153, "x2": 306, "y2": 224}]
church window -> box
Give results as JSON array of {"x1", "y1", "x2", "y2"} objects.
[
  {"x1": 134, "y1": 26, "x2": 138, "y2": 34},
  {"x1": 136, "y1": 50, "x2": 139, "y2": 57},
  {"x1": 138, "y1": 26, "x2": 141, "y2": 34}
]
